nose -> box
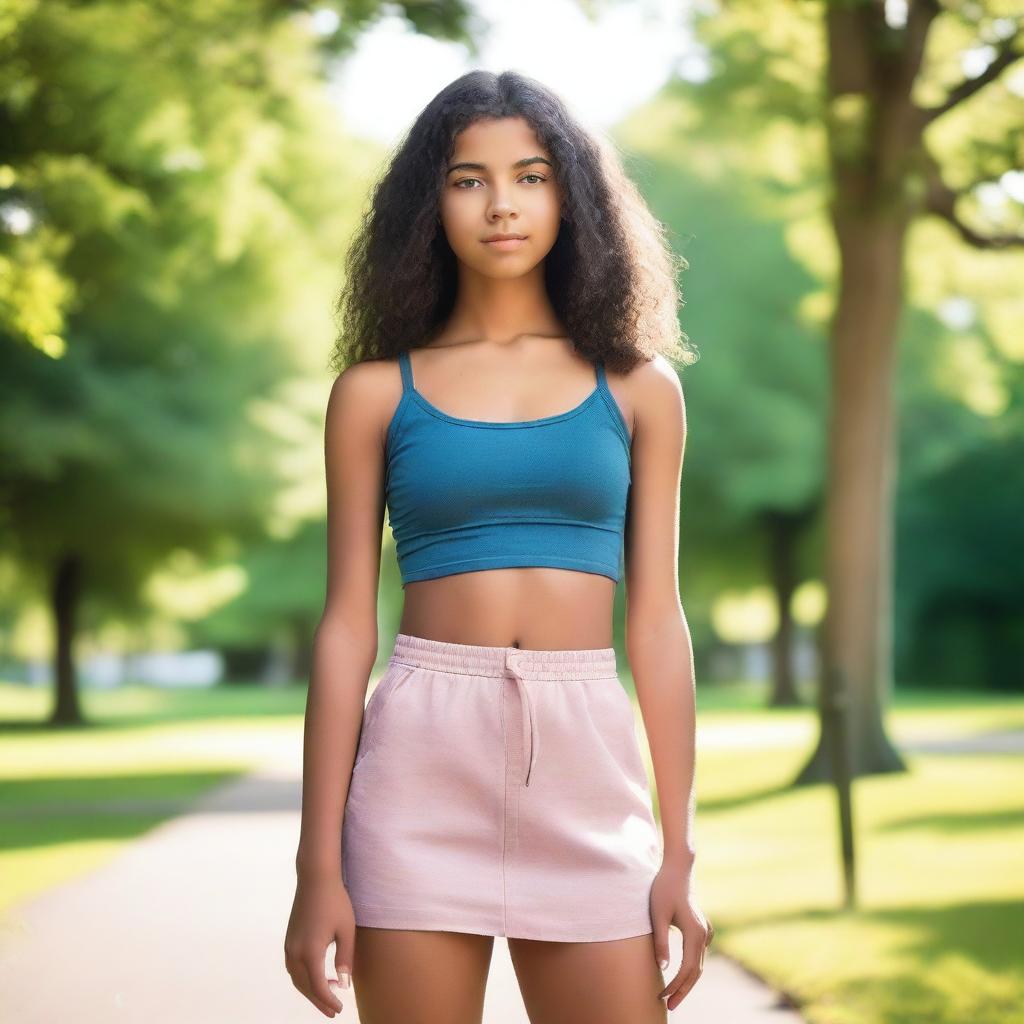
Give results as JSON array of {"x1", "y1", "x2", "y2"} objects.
[{"x1": 488, "y1": 193, "x2": 517, "y2": 219}]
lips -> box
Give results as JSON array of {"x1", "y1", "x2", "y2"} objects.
[{"x1": 483, "y1": 235, "x2": 527, "y2": 251}]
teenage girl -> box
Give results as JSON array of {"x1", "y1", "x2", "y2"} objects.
[{"x1": 285, "y1": 69, "x2": 711, "y2": 1022}]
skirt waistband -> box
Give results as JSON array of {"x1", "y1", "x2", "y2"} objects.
[{"x1": 388, "y1": 632, "x2": 618, "y2": 681}]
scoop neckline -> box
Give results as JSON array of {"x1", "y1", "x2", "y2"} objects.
[{"x1": 408, "y1": 383, "x2": 602, "y2": 428}]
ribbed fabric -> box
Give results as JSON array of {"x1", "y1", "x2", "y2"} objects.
[
  {"x1": 341, "y1": 632, "x2": 662, "y2": 941},
  {"x1": 390, "y1": 632, "x2": 619, "y2": 788},
  {"x1": 390, "y1": 630, "x2": 618, "y2": 680},
  {"x1": 385, "y1": 350, "x2": 632, "y2": 587}
]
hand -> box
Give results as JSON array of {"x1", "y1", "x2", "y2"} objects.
[
  {"x1": 283, "y1": 872, "x2": 356, "y2": 1018},
  {"x1": 650, "y1": 857, "x2": 714, "y2": 1012}
]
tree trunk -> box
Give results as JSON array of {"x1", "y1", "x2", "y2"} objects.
[
  {"x1": 50, "y1": 551, "x2": 85, "y2": 725},
  {"x1": 766, "y1": 509, "x2": 804, "y2": 708},
  {"x1": 796, "y1": 210, "x2": 907, "y2": 782},
  {"x1": 794, "y1": 1, "x2": 923, "y2": 784}
]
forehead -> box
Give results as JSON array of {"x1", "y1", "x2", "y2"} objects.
[{"x1": 451, "y1": 116, "x2": 548, "y2": 159}]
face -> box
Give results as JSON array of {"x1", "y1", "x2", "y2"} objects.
[{"x1": 438, "y1": 116, "x2": 564, "y2": 278}]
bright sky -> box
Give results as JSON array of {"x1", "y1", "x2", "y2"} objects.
[{"x1": 319, "y1": 0, "x2": 708, "y2": 144}]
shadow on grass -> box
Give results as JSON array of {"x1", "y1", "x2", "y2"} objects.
[
  {"x1": 0, "y1": 769, "x2": 260, "y2": 851},
  {"x1": 723, "y1": 898, "x2": 1024, "y2": 973}
]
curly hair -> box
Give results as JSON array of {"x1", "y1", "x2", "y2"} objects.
[{"x1": 328, "y1": 69, "x2": 697, "y2": 377}]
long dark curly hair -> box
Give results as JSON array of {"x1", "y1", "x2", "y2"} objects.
[{"x1": 328, "y1": 69, "x2": 697, "y2": 377}]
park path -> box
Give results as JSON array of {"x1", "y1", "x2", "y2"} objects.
[
  {"x1": 0, "y1": 730, "x2": 808, "y2": 1023},
  {"x1": 4, "y1": 718, "x2": 1018, "y2": 1021}
]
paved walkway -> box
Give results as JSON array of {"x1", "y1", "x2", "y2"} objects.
[
  {"x1": 697, "y1": 720, "x2": 1024, "y2": 754},
  {"x1": 0, "y1": 742, "x2": 805, "y2": 1023},
  {"x1": 901, "y1": 727, "x2": 1024, "y2": 754}
]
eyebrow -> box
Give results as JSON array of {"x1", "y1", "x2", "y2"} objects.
[{"x1": 446, "y1": 156, "x2": 554, "y2": 176}]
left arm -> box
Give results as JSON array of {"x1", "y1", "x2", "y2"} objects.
[
  {"x1": 621, "y1": 355, "x2": 711, "y2": 1007},
  {"x1": 623, "y1": 355, "x2": 696, "y2": 869}
]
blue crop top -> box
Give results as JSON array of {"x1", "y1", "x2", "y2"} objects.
[{"x1": 384, "y1": 350, "x2": 632, "y2": 587}]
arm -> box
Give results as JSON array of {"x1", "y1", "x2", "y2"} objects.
[
  {"x1": 623, "y1": 354, "x2": 696, "y2": 870},
  {"x1": 285, "y1": 360, "x2": 392, "y2": 1017},
  {"x1": 295, "y1": 362, "x2": 389, "y2": 879},
  {"x1": 622, "y1": 355, "x2": 710, "y2": 1008}
]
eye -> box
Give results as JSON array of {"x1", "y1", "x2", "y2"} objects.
[{"x1": 453, "y1": 174, "x2": 547, "y2": 189}]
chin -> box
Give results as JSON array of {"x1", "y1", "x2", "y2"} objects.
[{"x1": 484, "y1": 260, "x2": 541, "y2": 279}]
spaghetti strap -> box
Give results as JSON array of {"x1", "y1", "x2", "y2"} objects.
[
  {"x1": 594, "y1": 358, "x2": 631, "y2": 449},
  {"x1": 398, "y1": 350, "x2": 414, "y2": 393}
]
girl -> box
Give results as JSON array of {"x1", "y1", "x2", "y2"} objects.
[{"x1": 285, "y1": 69, "x2": 710, "y2": 1022}]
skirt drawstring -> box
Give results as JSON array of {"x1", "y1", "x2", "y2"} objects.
[{"x1": 507, "y1": 656, "x2": 539, "y2": 787}]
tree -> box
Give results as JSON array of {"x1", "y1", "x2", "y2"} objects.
[
  {"x1": 674, "y1": 0, "x2": 1023, "y2": 779},
  {"x1": 808, "y1": 0, "x2": 1022, "y2": 782},
  {"x1": 610, "y1": 135, "x2": 828, "y2": 706},
  {"x1": 0, "y1": 0, "x2": 473, "y2": 723}
]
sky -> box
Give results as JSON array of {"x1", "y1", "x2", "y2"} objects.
[{"x1": 316, "y1": 0, "x2": 709, "y2": 145}]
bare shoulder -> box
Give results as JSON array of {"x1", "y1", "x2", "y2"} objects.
[
  {"x1": 326, "y1": 356, "x2": 404, "y2": 448},
  {"x1": 605, "y1": 353, "x2": 685, "y2": 442},
  {"x1": 619, "y1": 352, "x2": 682, "y2": 395}
]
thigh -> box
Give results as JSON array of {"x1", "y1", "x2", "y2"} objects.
[
  {"x1": 507, "y1": 934, "x2": 667, "y2": 1024},
  {"x1": 352, "y1": 926, "x2": 495, "y2": 1024}
]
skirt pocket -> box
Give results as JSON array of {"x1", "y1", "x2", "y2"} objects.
[
  {"x1": 581, "y1": 676, "x2": 650, "y2": 789},
  {"x1": 353, "y1": 662, "x2": 416, "y2": 771}
]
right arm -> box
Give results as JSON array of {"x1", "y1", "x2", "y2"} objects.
[
  {"x1": 285, "y1": 360, "x2": 392, "y2": 1018},
  {"x1": 296, "y1": 362, "x2": 389, "y2": 879}
]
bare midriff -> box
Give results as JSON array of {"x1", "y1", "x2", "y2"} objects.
[{"x1": 398, "y1": 567, "x2": 617, "y2": 650}]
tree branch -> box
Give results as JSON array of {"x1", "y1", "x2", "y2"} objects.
[
  {"x1": 901, "y1": 0, "x2": 942, "y2": 85},
  {"x1": 922, "y1": 31, "x2": 1021, "y2": 124},
  {"x1": 924, "y1": 157, "x2": 1024, "y2": 249}
]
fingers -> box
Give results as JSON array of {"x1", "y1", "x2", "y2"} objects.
[
  {"x1": 652, "y1": 914, "x2": 672, "y2": 972},
  {"x1": 657, "y1": 952, "x2": 700, "y2": 1011},
  {"x1": 284, "y1": 946, "x2": 345, "y2": 1018},
  {"x1": 701, "y1": 919, "x2": 714, "y2": 971},
  {"x1": 333, "y1": 933, "x2": 354, "y2": 997},
  {"x1": 657, "y1": 921, "x2": 713, "y2": 1012},
  {"x1": 307, "y1": 952, "x2": 346, "y2": 1018}
]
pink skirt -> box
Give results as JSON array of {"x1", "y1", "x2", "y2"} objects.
[{"x1": 340, "y1": 632, "x2": 663, "y2": 942}]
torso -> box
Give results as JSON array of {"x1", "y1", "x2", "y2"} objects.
[
  {"x1": 399, "y1": 570, "x2": 618, "y2": 650},
  {"x1": 388, "y1": 336, "x2": 635, "y2": 651}
]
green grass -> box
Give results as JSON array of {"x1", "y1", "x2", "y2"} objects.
[
  {"x1": 695, "y1": 744, "x2": 1024, "y2": 1024},
  {"x1": 656, "y1": 684, "x2": 1024, "y2": 1024},
  {"x1": 0, "y1": 681, "x2": 310, "y2": 913},
  {"x1": 2, "y1": 679, "x2": 1023, "y2": 1024}
]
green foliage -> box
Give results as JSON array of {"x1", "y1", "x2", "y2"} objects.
[
  {"x1": 614, "y1": 1, "x2": 1023, "y2": 687},
  {"x1": 614, "y1": 99, "x2": 828, "y2": 642},
  {"x1": 0, "y1": 1, "x2": 399, "y2": 632},
  {"x1": 894, "y1": 373, "x2": 1024, "y2": 690}
]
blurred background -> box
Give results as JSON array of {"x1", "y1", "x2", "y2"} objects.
[{"x1": 1, "y1": 2, "x2": 1021, "y2": 1022}]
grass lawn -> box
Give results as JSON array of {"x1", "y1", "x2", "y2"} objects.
[
  {"x1": 662, "y1": 683, "x2": 1024, "y2": 1024},
  {"x1": 0, "y1": 680, "x2": 310, "y2": 916},
  {"x1": 2, "y1": 678, "x2": 1022, "y2": 1024}
]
